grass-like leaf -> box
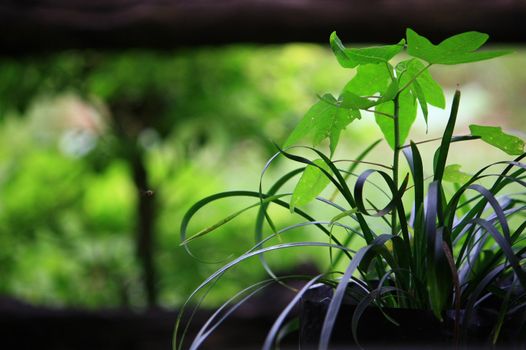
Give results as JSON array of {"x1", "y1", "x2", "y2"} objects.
[
  {"x1": 319, "y1": 234, "x2": 394, "y2": 350},
  {"x1": 179, "y1": 30, "x2": 525, "y2": 349},
  {"x1": 434, "y1": 90, "x2": 461, "y2": 182},
  {"x1": 263, "y1": 275, "x2": 324, "y2": 350}
]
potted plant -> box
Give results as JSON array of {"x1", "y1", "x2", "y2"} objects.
[{"x1": 174, "y1": 29, "x2": 526, "y2": 349}]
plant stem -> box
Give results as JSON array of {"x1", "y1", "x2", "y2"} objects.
[
  {"x1": 397, "y1": 63, "x2": 432, "y2": 95},
  {"x1": 392, "y1": 95, "x2": 400, "y2": 236}
]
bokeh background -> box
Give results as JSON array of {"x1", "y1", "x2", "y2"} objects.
[
  {"x1": 0, "y1": 1, "x2": 524, "y2": 348},
  {"x1": 1, "y1": 42, "x2": 524, "y2": 311}
]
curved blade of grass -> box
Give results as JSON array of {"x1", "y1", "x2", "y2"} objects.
[
  {"x1": 354, "y1": 169, "x2": 408, "y2": 217},
  {"x1": 403, "y1": 141, "x2": 426, "y2": 283},
  {"x1": 173, "y1": 241, "x2": 356, "y2": 350},
  {"x1": 366, "y1": 200, "x2": 392, "y2": 227},
  {"x1": 173, "y1": 273, "x2": 222, "y2": 350},
  {"x1": 338, "y1": 167, "x2": 394, "y2": 203},
  {"x1": 403, "y1": 141, "x2": 424, "y2": 212},
  {"x1": 181, "y1": 189, "x2": 355, "y2": 263},
  {"x1": 258, "y1": 150, "x2": 299, "y2": 241},
  {"x1": 467, "y1": 184, "x2": 511, "y2": 240},
  {"x1": 319, "y1": 234, "x2": 394, "y2": 350},
  {"x1": 275, "y1": 318, "x2": 299, "y2": 349},
  {"x1": 256, "y1": 164, "x2": 313, "y2": 282},
  {"x1": 353, "y1": 167, "x2": 412, "y2": 288},
  {"x1": 400, "y1": 134, "x2": 480, "y2": 149},
  {"x1": 277, "y1": 147, "x2": 345, "y2": 197},
  {"x1": 180, "y1": 190, "x2": 266, "y2": 259},
  {"x1": 263, "y1": 274, "x2": 325, "y2": 350},
  {"x1": 190, "y1": 279, "x2": 274, "y2": 349},
  {"x1": 447, "y1": 164, "x2": 526, "y2": 269},
  {"x1": 329, "y1": 227, "x2": 360, "y2": 269},
  {"x1": 329, "y1": 139, "x2": 382, "y2": 201},
  {"x1": 473, "y1": 218, "x2": 526, "y2": 288},
  {"x1": 445, "y1": 157, "x2": 526, "y2": 237},
  {"x1": 354, "y1": 169, "x2": 412, "y2": 265},
  {"x1": 181, "y1": 193, "x2": 289, "y2": 245},
  {"x1": 258, "y1": 165, "x2": 305, "y2": 236},
  {"x1": 491, "y1": 275, "x2": 518, "y2": 344},
  {"x1": 457, "y1": 226, "x2": 490, "y2": 285},
  {"x1": 278, "y1": 146, "x2": 375, "y2": 242},
  {"x1": 434, "y1": 90, "x2": 461, "y2": 182},
  {"x1": 329, "y1": 208, "x2": 360, "y2": 224},
  {"x1": 351, "y1": 286, "x2": 399, "y2": 347},
  {"x1": 462, "y1": 264, "x2": 506, "y2": 336},
  {"x1": 457, "y1": 203, "x2": 525, "y2": 287},
  {"x1": 426, "y1": 181, "x2": 450, "y2": 319},
  {"x1": 442, "y1": 240, "x2": 461, "y2": 343},
  {"x1": 176, "y1": 220, "x2": 358, "y2": 349},
  {"x1": 354, "y1": 169, "x2": 396, "y2": 217}
]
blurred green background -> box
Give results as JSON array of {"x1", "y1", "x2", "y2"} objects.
[{"x1": 0, "y1": 44, "x2": 524, "y2": 309}]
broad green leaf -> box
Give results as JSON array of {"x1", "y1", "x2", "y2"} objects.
[
  {"x1": 330, "y1": 31, "x2": 405, "y2": 68},
  {"x1": 412, "y1": 79, "x2": 428, "y2": 124},
  {"x1": 379, "y1": 79, "x2": 400, "y2": 104},
  {"x1": 284, "y1": 94, "x2": 360, "y2": 155},
  {"x1": 469, "y1": 124, "x2": 525, "y2": 155},
  {"x1": 397, "y1": 59, "x2": 445, "y2": 109},
  {"x1": 374, "y1": 90, "x2": 417, "y2": 149},
  {"x1": 338, "y1": 90, "x2": 377, "y2": 109},
  {"x1": 417, "y1": 69, "x2": 445, "y2": 109},
  {"x1": 339, "y1": 79, "x2": 398, "y2": 110},
  {"x1": 396, "y1": 58, "x2": 445, "y2": 128},
  {"x1": 290, "y1": 159, "x2": 331, "y2": 211},
  {"x1": 406, "y1": 28, "x2": 512, "y2": 65},
  {"x1": 443, "y1": 164, "x2": 472, "y2": 184},
  {"x1": 343, "y1": 63, "x2": 392, "y2": 95}
]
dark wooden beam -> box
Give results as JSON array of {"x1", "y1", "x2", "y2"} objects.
[{"x1": 1, "y1": 0, "x2": 524, "y2": 56}]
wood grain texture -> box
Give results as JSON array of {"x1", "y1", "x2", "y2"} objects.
[{"x1": 0, "y1": 0, "x2": 524, "y2": 55}]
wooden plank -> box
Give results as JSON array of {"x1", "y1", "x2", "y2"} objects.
[{"x1": 0, "y1": 0, "x2": 524, "y2": 55}]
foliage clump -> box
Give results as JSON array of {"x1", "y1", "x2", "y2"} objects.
[{"x1": 177, "y1": 29, "x2": 525, "y2": 349}]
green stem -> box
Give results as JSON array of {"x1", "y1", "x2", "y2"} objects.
[
  {"x1": 392, "y1": 95, "x2": 400, "y2": 235},
  {"x1": 398, "y1": 63, "x2": 432, "y2": 95},
  {"x1": 365, "y1": 108, "x2": 394, "y2": 119}
]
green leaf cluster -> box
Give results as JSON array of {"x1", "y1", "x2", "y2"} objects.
[
  {"x1": 286, "y1": 29, "x2": 521, "y2": 210},
  {"x1": 178, "y1": 29, "x2": 526, "y2": 350},
  {"x1": 285, "y1": 29, "x2": 514, "y2": 155}
]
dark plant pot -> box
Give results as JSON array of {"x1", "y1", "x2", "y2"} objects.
[{"x1": 299, "y1": 285, "x2": 526, "y2": 349}]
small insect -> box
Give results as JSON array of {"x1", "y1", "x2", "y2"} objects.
[{"x1": 140, "y1": 189, "x2": 155, "y2": 197}]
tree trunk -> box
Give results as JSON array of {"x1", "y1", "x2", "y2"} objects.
[{"x1": 131, "y1": 149, "x2": 157, "y2": 308}]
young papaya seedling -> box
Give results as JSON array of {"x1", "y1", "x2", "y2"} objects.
[{"x1": 175, "y1": 29, "x2": 525, "y2": 349}]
